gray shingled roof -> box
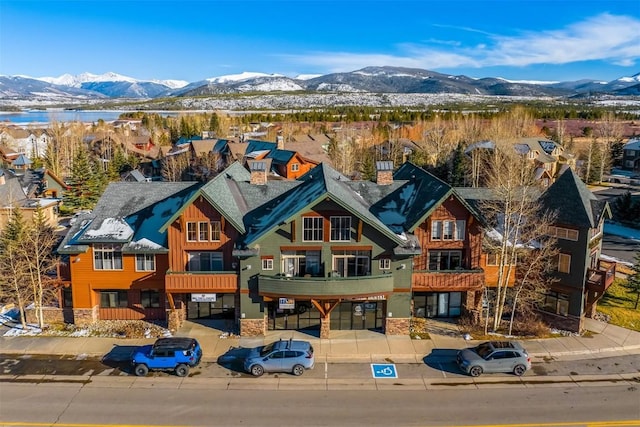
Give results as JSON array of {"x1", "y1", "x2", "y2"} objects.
[{"x1": 539, "y1": 168, "x2": 608, "y2": 228}]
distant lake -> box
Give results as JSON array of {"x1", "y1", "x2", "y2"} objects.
[{"x1": 0, "y1": 110, "x2": 183, "y2": 125}]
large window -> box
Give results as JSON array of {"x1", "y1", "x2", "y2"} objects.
[
  {"x1": 93, "y1": 244, "x2": 123, "y2": 270},
  {"x1": 330, "y1": 216, "x2": 351, "y2": 241},
  {"x1": 282, "y1": 250, "x2": 321, "y2": 277},
  {"x1": 303, "y1": 217, "x2": 323, "y2": 241},
  {"x1": 188, "y1": 251, "x2": 224, "y2": 271},
  {"x1": 100, "y1": 290, "x2": 128, "y2": 308},
  {"x1": 141, "y1": 290, "x2": 161, "y2": 308},
  {"x1": 332, "y1": 250, "x2": 370, "y2": 277},
  {"x1": 541, "y1": 291, "x2": 569, "y2": 316},
  {"x1": 187, "y1": 221, "x2": 221, "y2": 242},
  {"x1": 431, "y1": 220, "x2": 465, "y2": 241},
  {"x1": 429, "y1": 250, "x2": 462, "y2": 271},
  {"x1": 135, "y1": 254, "x2": 155, "y2": 271},
  {"x1": 558, "y1": 253, "x2": 571, "y2": 274}
]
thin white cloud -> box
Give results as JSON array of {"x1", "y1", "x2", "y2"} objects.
[{"x1": 284, "y1": 14, "x2": 640, "y2": 72}]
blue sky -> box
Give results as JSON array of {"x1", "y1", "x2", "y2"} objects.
[{"x1": 1, "y1": 0, "x2": 639, "y2": 83}]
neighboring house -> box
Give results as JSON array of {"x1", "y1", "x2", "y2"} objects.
[
  {"x1": 122, "y1": 169, "x2": 151, "y2": 183},
  {"x1": 55, "y1": 161, "x2": 606, "y2": 335},
  {"x1": 466, "y1": 137, "x2": 576, "y2": 187},
  {"x1": 16, "y1": 168, "x2": 68, "y2": 199},
  {"x1": 243, "y1": 140, "x2": 318, "y2": 179},
  {"x1": 0, "y1": 144, "x2": 21, "y2": 167},
  {"x1": 0, "y1": 128, "x2": 49, "y2": 158},
  {"x1": 0, "y1": 169, "x2": 60, "y2": 230},
  {"x1": 621, "y1": 139, "x2": 640, "y2": 172},
  {"x1": 537, "y1": 168, "x2": 614, "y2": 332},
  {"x1": 11, "y1": 153, "x2": 32, "y2": 171}
]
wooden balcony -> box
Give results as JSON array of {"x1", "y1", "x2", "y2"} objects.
[
  {"x1": 165, "y1": 271, "x2": 238, "y2": 293},
  {"x1": 586, "y1": 260, "x2": 616, "y2": 294},
  {"x1": 258, "y1": 274, "x2": 394, "y2": 299},
  {"x1": 412, "y1": 269, "x2": 485, "y2": 291}
]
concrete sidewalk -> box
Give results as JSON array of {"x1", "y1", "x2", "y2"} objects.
[{"x1": 1, "y1": 318, "x2": 639, "y2": 363}]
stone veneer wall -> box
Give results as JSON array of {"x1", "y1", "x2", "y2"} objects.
[
  {"x1": 385, "y1": 317, "x2": 410, "y2": 335},
  {"x1": 73, "y1": 306, "x2": 98, "y2": 326},
  {"x1": 24, "y1": 307, "x2": 64, "y2": 325},
  {"x1": 320, "y1": 317, "x2": 330, "y2": 339},
  {"x1": 241, "y1": 317, "x2": 266, "y2": 336},
  {"x1": 167, "y1": 306, "x2": 186, "y2": 333}
]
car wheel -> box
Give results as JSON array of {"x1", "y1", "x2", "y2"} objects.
[
  {"x1": 469, "y1": 366, "x2": 483, "y2": 377},
  {"x1": 513, "y1": 364, "x2": 527, "y2": 376},
  {"x1": 292, "y1": 364, "x2": 305, "y2": 376},
  {"x1": 175, "y1": 364, "x2": 189, "y2": 377},
  {"x1": 250, "y1": 364, "x2": 264, "y2": 377},
  {"x1": 134, "y1": 364, "x2": 149, "y2": 377}
]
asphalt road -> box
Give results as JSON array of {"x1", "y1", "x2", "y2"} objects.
[{"x1": 1, "y1": 382, "x2": 638, "y2": 427}]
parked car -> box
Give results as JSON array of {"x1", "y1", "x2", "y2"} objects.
[
  {"x1": 456, "y1": 341, "x2": 531, "y2": 377},
  {"x1": 244, "y1": 338, "x2": 314, "y2": 377},
  {"x1": 132, "y1": 337, "x2": 202, "y2": 377}
]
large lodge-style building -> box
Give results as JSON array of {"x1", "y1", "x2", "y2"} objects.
[{"x1": 54, "y1": 160, "x2": 614, "y2": 337}]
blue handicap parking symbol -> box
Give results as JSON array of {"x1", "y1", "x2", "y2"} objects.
[{"x1": 371, "y1": 363, "x2": 397, "y2": 379}]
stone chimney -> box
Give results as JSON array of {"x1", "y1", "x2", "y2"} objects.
[
  {"x1": 276, "y1": 135, "x2": 284, "y2": 150},
  {"x1": 376, "y1": 161, "x2": 393, "y2": 185},
  {"x1": 249, "y1": 160, "x2": 268, "y2": 185}
]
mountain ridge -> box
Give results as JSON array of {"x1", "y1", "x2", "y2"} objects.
[{"x1": 1, "y1": 67, "x2": 638, "y2": 104}]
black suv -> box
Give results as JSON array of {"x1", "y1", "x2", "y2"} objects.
[{"x1": 131, "y1": 337, "x2": 202, "y2": 377}]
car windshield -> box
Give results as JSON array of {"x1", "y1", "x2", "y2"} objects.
[
  {"x1": 475, "y1": 342, "x2": 493, "y2": 359},
  {"x1": 259, "y1": 343, "x2": 275, "y2": 357}
]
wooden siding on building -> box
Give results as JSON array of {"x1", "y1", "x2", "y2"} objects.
[
  {"x1": 99, "y1": 307, "x2": 165, "y2": 321},
  {"x1": 69, "y1": 252, "x2": 168, "y2": 309},
  {"x1": 412, "y1": 270, "x2": 484, "y2": 291},
  {"x1": 167, "y1": 198, "x2": 239, "y2": 271},
  {"x1": 166, "y1": 272, "x2": 238, "y2": 292}
]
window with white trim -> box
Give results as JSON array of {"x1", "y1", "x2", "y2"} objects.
[
  {"x1": 93, "y1": 244, "x2": 123, "y2": 270},
  {"x1": 431, "y1": 220, "x2": 466, "y2": 241},
  {"x1": 186, "y1": 222, "x2": 197, "y2": 241},
  {"x1": 379, "y1": 258, "x2": 391, "y2": 270},
  {"x1": 303, "y1": 217, "x2": 323, "y2": 241},
  {"x1": 282, "y1": 250, "x2": 321, "y2": 277},
  {"x1": 262, "y1": 258, "x2": 274, "y2": 270},
  {"x1": 210, "y1": 221, "x2": 221, "y2": 241},
  {"x1": 330, "y1": 216, "x2": 351, "y2": 241},
  {"x1": 199, "y1": 221, "x2": 209, "y2": 241},
  {"x1": 558, "y1": 253, "x2": 571, "y2": 274},
  {"x1": 291, "y1": 163, "x2": 300, "y2": 172},
  {"x1": 135, "y1": 254, "x2": 155, "y2": 271}
]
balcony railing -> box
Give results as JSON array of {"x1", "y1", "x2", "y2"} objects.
[
  {"x1": 165, "y1": 270, "x2": 238, "y2": 292},
  {"x1": 586, "y1": 260, "x2": 616, "y2": 294},
  {"x1": 412, "y1": 269, "x2": 485, "y2": 291},
  {"x1": 258, "y1": 274, "x2": 394, "y2": 299}
]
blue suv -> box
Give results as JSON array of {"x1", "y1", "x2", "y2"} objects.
[{"x1": 132, "y1": 337, "x2": 202, "y2": 377}]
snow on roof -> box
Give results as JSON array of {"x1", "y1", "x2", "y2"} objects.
[
  {"x1": 84, "y1": 217, "x2": 133, "y2": 240},
  {"x1": 128, "y1": 238, "x2": 163, "y2": 250}
]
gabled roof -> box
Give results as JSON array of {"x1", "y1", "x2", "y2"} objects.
[
  {"x1": 539, "y1": 168, "x2": 610, "y2": 228},
  {"x1": 59, "y1": 182, "x2": 199, "y2": 253},
  {"x1": 237, "y1": 163, "x2": 405, "y2": 248},
  {"x1": 12, "y1": 154, "x2": 32, "y2": 166},
  {"x1": 370, "y1": 162, "x2": 482, "y2": 234},
  {"x1": 159, "y1": 162, "x2": 252, "y2": 234},
  {"x1": 190, "y1": 139, "x2": 218, "y2": 157}
]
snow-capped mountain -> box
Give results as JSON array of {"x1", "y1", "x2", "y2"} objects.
[{"x1": 1, "y1": 67, "x2": 639, "y2": 104}]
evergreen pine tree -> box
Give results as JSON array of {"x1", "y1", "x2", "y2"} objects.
[{"x1": 64, "y1": 146, "x2": 97, "y2": 210}]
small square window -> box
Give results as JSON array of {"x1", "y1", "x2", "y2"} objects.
[
  {"x1": 262, "y1": 258, "x2": 274, "y2": 270},
  {"x1": 379, "y1": 259, "x2": 391, "y2": 270}
]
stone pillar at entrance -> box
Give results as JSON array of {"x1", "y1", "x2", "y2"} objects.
[
  {"x1": 384, "y1": 317, "x2": 410, "y2": 335},
  {"x1": 320, "y1": 315, "x2": 330, "y2": 339},
  {"x1": 240, "y1": 317, "x2": 266, "y2": 336}
]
